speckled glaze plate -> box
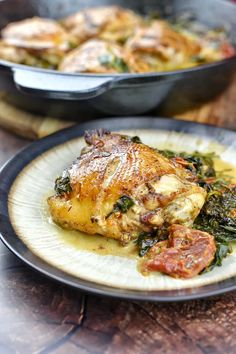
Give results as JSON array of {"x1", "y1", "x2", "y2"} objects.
[{"x1": 1, "y1": 117, "x2": 236, "y2": 302}]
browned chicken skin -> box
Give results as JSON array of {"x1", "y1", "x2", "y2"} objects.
[
  {"x1": 2, "y1": 17, "x2": 68, "y2": 50},
  {"x1": 62, "y1": 6, "x2": 141, "y2": 45},
  {"x1": 126, "y1": 20, "x2": 201, "y2": 72},
  {"x1": 0, "y1": 17, "x2": 69, "y2": 67},
  {"x1": 59, "y1": 39, "x2": 129, "y2": 73},
  {"x1": 48, "y1": 130, "x2": 206, "y2": 244}
]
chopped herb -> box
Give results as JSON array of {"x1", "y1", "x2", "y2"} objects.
[
  {"x1": 121, "y1": 135, "x2": 142, "y2": 144},
  {"x1": 131, "y1": 136, "x2": 142, "y2": 144},
  {"x1": 135, "y1": 225, "x2": 168, "y2": 257},
  {"x1": 98, "y1": 54, "x2": 113, "y2": 66},
  {"x1": 106, "y1": 195, "x2": 134, "y2": 219},
  {"x1": 113, "y1": 57, "x2": 129, "y2": 73},
  {"x1": 203, "y1": 241, "x2": 232, "y2": 273},
  {"x1": 215, "y1": 242, "x2": 232, "y2": 266},
  {"x1": 158, "y1": 149, "x2": 177, "y2": 159},
  {"x1": 68, "y1": 40, "x2": 78, "y2": 49},
  {"x1": 55, "y1": 172, "x2": 72, "y2": 196},
  {"x1": 135, "y1": 231, "x2": 158, "y2": 257},
  {"x1": 98, "y1": 53, "x2": 129, "y2": 73},
  {"x1": 191, "y1": 55, "x2": 206, "y2": 63}
]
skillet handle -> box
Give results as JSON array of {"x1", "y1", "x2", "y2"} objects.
[{"x1": 13, "y1": 68, "x2": 116, "y2": 100}]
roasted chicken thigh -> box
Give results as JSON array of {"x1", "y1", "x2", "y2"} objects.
[
  {"x1": 1, "y1": 17, "x2": 69, "y2": 67},
  {"x1": 48, "y1": 130, "x2": 206, "y2": 244},
  {"x1": 125, "y1": 20, "x2": 229, "y2": 72},
  {"x1": 62, "y1": 6, "x2": 141, "y2": 45},
  {"x1": 59, "y1": 39, "x2": 129, "y2": 73}
]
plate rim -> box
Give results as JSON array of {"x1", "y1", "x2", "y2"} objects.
[{"x1": 1, "y1": 116, "x2": 236, "y2": 302}]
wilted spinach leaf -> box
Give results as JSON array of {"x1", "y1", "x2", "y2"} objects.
[
  {"x1": 135, "y1": 231, "x2": 158, "y2": 257},
  {"x1": 106, "y1": 195, "x2": 134, "y2": 218},
  {"x1": 55, "y1": 172, "x2": 72, "y2": 196},
  {"x1": 98, "y1": 54, "x2": 129, "y2": 73}
]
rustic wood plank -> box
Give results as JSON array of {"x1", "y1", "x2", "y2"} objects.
[
  {"x1": 0, "y1": 253, "x2": 235, "y2": 354},
  {"x1": 0, "y1": 265, "x2": 86, "y2": 354},
  {"x1": 70, "y1": 294, "x2": 236, "y2": 354}
]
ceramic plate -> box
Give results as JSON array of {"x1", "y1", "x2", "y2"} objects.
[{"x1": 1, "y1": 117, "x2": 236, "y2": 301}]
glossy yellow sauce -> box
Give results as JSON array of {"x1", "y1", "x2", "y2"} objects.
[
  {"x1": 214, "y1": 158, "x2": 236, "y2": 182},
  {"x1": 49, "y1": 157, "x2": 236, "y2": 259},
  {"x1": 55, "y1": 225, "x2": 138, "y2": 258}
]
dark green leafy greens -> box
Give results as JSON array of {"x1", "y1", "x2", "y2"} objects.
[
  {"x1": 135, "y1": 149, "x2": 236, "y2": 271},
  {"x1": 55, "y1": 172, "x2": 72, "y2": 196},
  {"x1": 160, "y1": 149, "x2": 236, "y2": 269},
  {"x1": 191, "y1": 55, "x2": 207, "y2": 64},
  {"x1": 203, "y1": 242, "x2": 231, "y2": 273},
  {"x1": 106, "y1": 195, "x2": 135, "y2": 219},
  {"x1": 98, "y1": 53, "x2": 129, "y2": 73},
  {"x1": 121, "y1": 135, "x2": 142, "y2": 144},
  {"x1": 135, "y1": 226, "x2": 169, "y2": 257},
  {"x1": 159, "y1": 150, "x2": 217, "y2": 180},
  {"x1": 135, "y1": 231, "x2": 158, "y2": 257},
  {"x1": 131, "y1": 136, "x2": 142, "y2": 144},
  {"x1": 194, "y1": 187, "x2": 236, "y2": 270}
]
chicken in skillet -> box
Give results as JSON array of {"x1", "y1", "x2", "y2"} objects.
[
  {"x1": 0, "y1": 7, "x2": 234, "y2": 72},
  {"x1": 0, "y1": 17, "x2": 70, "y2": 68},
  {"x1": 125, "y1": 20, "x2": 202, "y2": 72},
  {"x1": 48, "y1": 130, "x2": 207, "y2": 246},
  {"x1": 59, "y1": 39, "x2": 130, "y2": 73},
  {"x1": 125, "y1": 19, "x2": 233, "y2": 73},
  {"x1": 61, "y1": 6, "x2": 142, "y2": 45}
]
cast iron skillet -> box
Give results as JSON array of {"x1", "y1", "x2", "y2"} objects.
[
  {"x1": 0, "y1": 0, "x2": 236, "y2": 118},
  {"x1": 0, "y1": 117, "x2": 236, "y2": 301}
]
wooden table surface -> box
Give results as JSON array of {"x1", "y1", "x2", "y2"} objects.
[{"x1": 1, "y1": 77, "x2": 236, "y2": 354}]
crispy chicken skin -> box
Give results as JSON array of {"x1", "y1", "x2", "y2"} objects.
[
  {"x1": 62, "y1": 6, "x2": 141, "y2": 45},
  {"x1": 125, "y1": 20, "x2": 233, "y2": 73},
  {"x1": 126, "y1": 20, "x2": 201, "y2": 72},
  {"x1": 59, "y1": 39, "x2": 129, "y2": 73},
  {"x1": 48, "y1": 130, "x2": 206, "y2": 244},
  {"x1": 0, "y1": 17, "x2": 69, "y2": 67},
  {"x1": 1, "y1": 17, "x2": 68, "y2": 50},
  {"x1": 142, "y1": 224, "x2": 216, "y2": 278}
]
